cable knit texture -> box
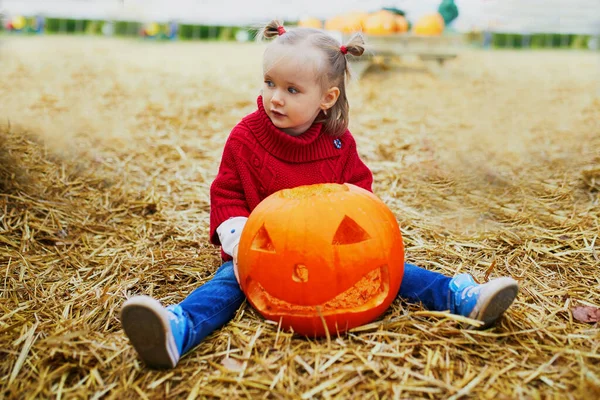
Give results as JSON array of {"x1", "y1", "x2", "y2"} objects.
[{"x1": 210, "y1": 96, "x2": 373, "y2": 259}]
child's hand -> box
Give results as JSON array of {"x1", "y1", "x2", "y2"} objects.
[{"x1": 232, "y1": 244, "x2": 240, "y2": 285}]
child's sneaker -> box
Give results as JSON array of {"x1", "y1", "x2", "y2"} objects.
[
  {"x1": 449, "y1": 274, "x2": 518, "y2": 329},
  {"x1": 120, "y1": 296, "x2": 188, "y2": 369}
]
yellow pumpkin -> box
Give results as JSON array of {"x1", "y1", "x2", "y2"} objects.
[
  {"x1": 339, "y1": 11, "x2": 369, "y2": 33},
  {"x1": 324, "y1": 15, "x2": 345, "y2": 32},
  {"x1": 145, "y1": 22, "x2": 160, "y2": 37},
  {"x1": 413, "y1": 13, "x2": 445, "y2": 36},
  {"x1": 298, "y1": 17, "x2": 323, "y2": 29},
  {"x1": 364, "y1": 10, "x2": 397, "y2": 35},
  {"x1": 325, "y1": 12, "x2": 368, "y2": 33},
  {"x1": 12, "y1": 16, "x2": 26, "y2": 31}
]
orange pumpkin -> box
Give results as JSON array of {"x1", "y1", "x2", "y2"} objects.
[
  {"x1": 325, "y1": 12, "x2": 367, "y2": 33},
  {"x1": 324, "y1": 15, "x2": 345, "y2": 32},
  {"x1": 364, "y1": 10, "x2": 398, "y2": 35},
  {"x1": 237, "y1": 183, "x2": 405, "y2": 336},
  {"x1": 413, "y1": 13, "x2": 445, "y2": 36},
  {"x1": 340, "y1": 11, "x2": 369, "y2": 33},
  {"x1": 298, "y1": 17, "x2": 323, "y2": 29},
  {"x1": 395, "y1": 15, "x2": 409, "y2": 33}
]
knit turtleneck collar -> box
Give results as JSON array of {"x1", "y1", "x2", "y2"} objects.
[{"x1": 242, "y1": 96, "x2": 345, "y2": 163}]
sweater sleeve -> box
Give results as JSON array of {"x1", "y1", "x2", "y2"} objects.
[
  {"x1": 342, "y1": 134, "x2": 374, "y2": 192},
  {"x1": 210, "y1": 133, "x2": 251, "y2": 245}
]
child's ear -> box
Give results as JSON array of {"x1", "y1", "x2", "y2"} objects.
[{"x1": 321, "y1": 87, "x2": 340, "y2": 111}]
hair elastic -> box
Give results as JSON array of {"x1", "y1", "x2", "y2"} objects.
[
  {"x1": 277, "y1": 26, "x2": 286, "y2": 36},
  {"x1": 340, "y1": 45, "x2": 348, "y2": 55}
]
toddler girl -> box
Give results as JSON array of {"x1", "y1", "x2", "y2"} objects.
[{"x1": 121, "y1": 21, "x2": 518, "y2": 369}]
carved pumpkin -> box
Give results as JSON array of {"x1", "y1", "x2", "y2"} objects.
[
  {"x1": 298, "y1": 17, "x2": 323, "y2": 29},
  {"x1": 413, "y1": 13, "x2": 445, "y2": 36},
  {"x1": 237, "y1": 183, "x2": 404, "y2": 336},
  {"x1": 364, "y1": 10, "x2": 398, "y2": 35}
]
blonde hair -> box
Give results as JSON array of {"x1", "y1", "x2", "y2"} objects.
[{"x1": 259, "y1": 20, "x2": 365, "y2": 137}]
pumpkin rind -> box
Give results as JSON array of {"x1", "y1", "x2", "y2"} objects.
[{"x1": 238, "y1": 183, "x2": 404, "y2": 336}]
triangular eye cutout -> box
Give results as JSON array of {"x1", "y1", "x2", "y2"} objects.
[
  {"x1": 251, "y1": 224, "x2": 276, "y2": 253},
  {"x1": 332, "y1": 216, "x2": 371, "y2": 245}
]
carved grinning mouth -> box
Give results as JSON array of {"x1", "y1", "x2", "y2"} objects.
[{"x1": 246, "y1": 265, "x2": 390, "y2": 316}]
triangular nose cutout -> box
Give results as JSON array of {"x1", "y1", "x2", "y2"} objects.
[
  {"x1": 332, "y1": 216, "x2": 371, "y2": 245},
  {"x1": 251, "y1": 224, "x2": 276, "y2": 253}
]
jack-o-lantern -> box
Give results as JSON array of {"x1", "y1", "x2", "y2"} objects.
[{"x1": 237, "y1": 183, "x2": 404, "y2": 336}]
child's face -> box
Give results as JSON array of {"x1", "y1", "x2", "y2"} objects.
[{"x1": 262, "y1": 44, "x2": 332, "y2": 136}]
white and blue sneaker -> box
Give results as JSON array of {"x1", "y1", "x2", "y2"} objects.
[
  {"x1": 449, "y1": 274, "x2": 519, "y2": 329},
  {"x1": 120, "y1": 296, "x2": 188, "y2": 369}
]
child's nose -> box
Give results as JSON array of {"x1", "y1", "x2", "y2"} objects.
[{"x1": 271, "y1": 91, "x2": 284, "y2": 106}]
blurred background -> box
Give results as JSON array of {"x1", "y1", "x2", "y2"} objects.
[{"x1": 1, "y1": 0, "x2": 599, "y2": 48}]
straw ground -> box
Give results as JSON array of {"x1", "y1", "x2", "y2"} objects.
[{"x1": 1, "y1": 36, "x2": 599, "y2": 399}]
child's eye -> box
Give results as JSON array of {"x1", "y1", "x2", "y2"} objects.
[
  {"x1": 265, "y1": 80, "x2": 274, "y2": 87},
  {"x1": 288, "y1": 87, "x2": 299, "y2": 94}
]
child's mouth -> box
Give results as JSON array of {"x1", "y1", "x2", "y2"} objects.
[{"x1": 270, "y1": 109, "x2": 286, "y2": 117}]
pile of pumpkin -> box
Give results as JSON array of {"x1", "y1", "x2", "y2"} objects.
[{"x1": 298, "y1": 10, "x2": 445, "y2": 36}]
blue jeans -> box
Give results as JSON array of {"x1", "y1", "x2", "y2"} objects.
[
  {"x1": 178, "y1": 262, "x2": 245, "y2": 354},
  {"x1": 178, "y1": 262, "x2": 451, "y2": 354}
]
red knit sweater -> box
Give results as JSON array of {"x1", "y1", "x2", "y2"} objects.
[{"x1": 210, "y1": 96, "x2": 373, "y2": 256}]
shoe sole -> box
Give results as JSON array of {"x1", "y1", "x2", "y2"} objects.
[
  {"x1": 120, "y1": 296, "x2": 179, "y2": 369},
  {"x1": 471, "y1": 278, "x2": 519, "y2": 329}
]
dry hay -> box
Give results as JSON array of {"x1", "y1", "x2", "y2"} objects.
[{"x1": 1, "y1": 36, "x2": 599, "y2": 399}]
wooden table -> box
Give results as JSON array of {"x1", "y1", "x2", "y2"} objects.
[{"x1": 337, "y1": 33, "x2": 464, "y2": 77}]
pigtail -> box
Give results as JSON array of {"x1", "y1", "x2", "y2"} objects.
[
  {"x1": 317, "y1": 33, "x2": 366, "y2": 136},
  {"x1": 343, "y1": 33, "x2": 366, "y2": 57},
  {"x1": 257, "y1": 20, "x2": 285, "y2": 41},
  {"x1": 341, "y1": 33, "x2": 366, "y2": 80}
]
